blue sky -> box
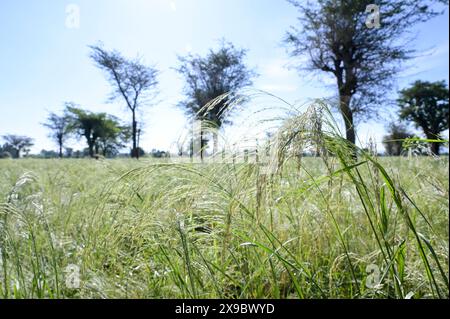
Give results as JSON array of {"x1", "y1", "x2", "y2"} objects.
[{"x1": 0, "y1": 0, "x2": 448, "y2": 154}]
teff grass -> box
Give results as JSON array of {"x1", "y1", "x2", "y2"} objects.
[{"x1": 0, "y1": 155, "x2": 447, "y2": 298}]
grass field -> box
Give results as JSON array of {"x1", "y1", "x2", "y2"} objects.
[{"x1": 0, "y1": 153, "x2": 448, "y2": 299}]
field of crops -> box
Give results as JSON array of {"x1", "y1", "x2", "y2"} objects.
[{"x1": 0, "y1": 155, "x2": 448, "y2": 299}]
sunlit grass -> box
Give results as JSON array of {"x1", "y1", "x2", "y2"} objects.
[{"x1": 0, "y1": 152, "x2": 447, "y2": 299}]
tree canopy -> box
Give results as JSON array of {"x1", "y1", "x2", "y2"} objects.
[
  {"x1": 398, "y1": 80, "x2": 449, "y2": 155},
  {"x1": 66, "y1": 104, "x2": 131, "y2": 158},
  {"x1": 1, "y1": 135, "x2": 34, "y2": 158},
  {"x1": 42, "y1": 112, "x2": 71, "y2": 158},
  {"x1": 177, "y1": 41, "x2": 256, "y2": 127},
  {"x1": 284, "y1": 0, "x2": 445, "y2": 146},
  {"x1": 176, "y1": 41, "x2": 256, "y2": 157},
  {"x1": 90, "y1": 44, "x2": 159, "y2": 159},
  {"x1": 382, "y1": 122, "x2": 414, "y2": 156}
]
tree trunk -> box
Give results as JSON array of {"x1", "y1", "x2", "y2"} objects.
[
  {"x1": 132, "y1": 111, "x2": 138, "y2": 159},
  {"x1": 338, "y1": 93, "x2": 358, "y2": 161},
  {"x1": 200, "y1": 128, "x2": 204, "y2": 161},
  {"x1": 85, "y1": 132, "x2": 95, "y2": 158},
  {"x1": 88, "y1": 144, "x2": 94, "y2": 158},
  {"x1": 428, "y1": 135, "x2": 440, "y2": 156},
  {"x1": 339, "y1": 94, "x2": 356, "y2": 145},
  {"x1": 57, "y1": 135, "x2": 63, "y2": 158},
  {"x1": 431, "y1": 142, "x2": 440, "y2": 156}
]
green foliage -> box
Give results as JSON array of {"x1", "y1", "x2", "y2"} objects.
[
  {"x1": 130, "y1": 147, "x2": 145, "y2": 158},
  {"x1": 0, "y1": 143, "x2": 16, "y2": 158},
  {"x1": 89, "y1": 45, "x2": 159, "y2": 159},
  {"x1": 398, "y1": 80, "x2": 450, "y2": 155},
  {"x1": 382, "y1": 123, "x2": 414, "y2": 156},
  {"x1": 1, "y1": 135, "x2": 34, "y2": 158},
  {"x1": 284, "y1": 0, "x2": 445, "y2": 144},
  {"x1": 42, "y1": 112, "x2": 71, "y2": 158},
  {"x1": 176, "y1": 41, "x2": 256, "y2": 159},
  {"x1": 65, "y1": 104, "x2": 130, "y2": 158},
  {"x1": 176, "y1": 40, "x2": 256, "y2": 128},
  {"x1": 0, "y1": 151, "x2": 12, "y2": 159}
]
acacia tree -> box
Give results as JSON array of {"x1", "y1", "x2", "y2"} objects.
[
  {"x1": 382, "y1": 122, "x2": 413, "y2": 156},
  {"x1": 66, "y1": 105, "x2": 129, "y2": 158},
  {"x1": 2, "y1": 135, "x2": 34, "y2": 158},
  {"x1": 398, "y1": 80, "x2": 449, "y2": 155},
  {"x1": 95, "y1": 117, "x2": 131, "y2": 157},
  {"x1": 66, "y1": 106, "x2": 101, "y2": 158},
  {"x1": 90, "y1": 45, "x2": 158, "y2": 159},
  {"x1": 176, "y1": 41, "x2": 256, "y2": 158},
  {"x1": 42, "y1": 112, "x2": 71, "y2": 158},
  {"x1": 0, "y1": 144, "x2": 15, "y2": 158},
  {"x1": 284, "y1": 0, "x2": 445, "y2": 146}
]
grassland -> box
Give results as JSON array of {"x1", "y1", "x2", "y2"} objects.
[{"x1": 0, "y1": 154, "x2": 448, "y2": 299}]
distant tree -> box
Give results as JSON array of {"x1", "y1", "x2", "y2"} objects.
[
  {"x1": 65, "y1": 147, "x2": 74, "y2": 158},
  {"x1": 42, "y1": 112, "x2": 71, "y2": 158},
  {"x1": 0, "y1": 143, "x2": 15, "y2": 159},
  {"x1": 0, "y1": 151, "x2": 12, "y2": 159},
  {"x1": 73, "y1": 150, "x2": 83, "y2": 158},
  {"x1": 2, "y1": 135, "x2": 34, "y2": 158},
  {"x1": 131, "y1": 147, "x2": 145, "y2": 158},
  {"x1": 382, "y1": 122, "x2": 414, "y2": 156},
  {"x1": 89, "y1": 45, "x2": 159, "y2": 159},
  {"x1": 151, "y1": 149, "x2": 169, "y2": 158},
  {"x1": 176, "y1": 41, "x2": 256, "y2": 158},
  {"x1": 95, "y1": 117, "x2": 132, "y2": 157},
  {"x1": 398, "y1": 80, "x2": 449, "y2": 155},
  {"x1": 66, "y1": 106, "x2": 101, "y2": 158},
  {"x1": 284, "y1": 0, "x2": 445, "y2": 147},
  {"x1": 82, "y1": 148, "x2": 91, "y2": 157},
  {"x1": 66, "y1": 105, "x2": 129, "y2": 158},
  {"x1": 39, "y1": 149, "x2": 59, "y2": 159}
]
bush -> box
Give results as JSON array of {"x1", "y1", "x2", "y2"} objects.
[{"x1": 0, "y1": 151, "x2": 12, "y2": 159}]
